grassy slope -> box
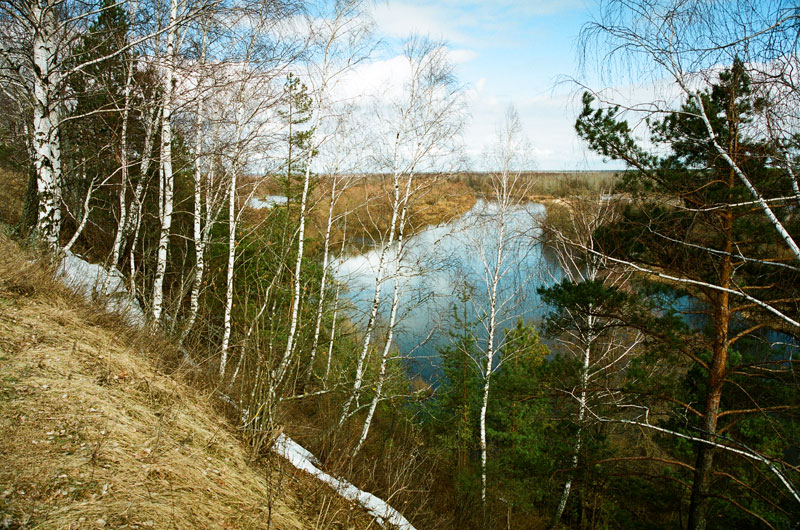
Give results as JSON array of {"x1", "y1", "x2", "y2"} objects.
[{"x1": 0, "y1": 235, "x2": 379, "y2": 529}]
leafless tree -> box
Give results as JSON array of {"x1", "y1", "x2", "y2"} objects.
[
  {"x1": 337, "y1": 35, "x2": 466, "y2": 438},
  {"x1": 541, "y1": 194, "x2": 644, "y2": 527}
]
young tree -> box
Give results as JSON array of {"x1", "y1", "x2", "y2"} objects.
[
  {"x1": 432, "y1": 300, "x2": 555, "y2": 527},
  {"x1": 269, "y1": 0, "x2": 374, "y2": 403},
  {"x1": 473, "y1": 107, "x2": 536, "y2": 511},
  {"x1": 539, "y1": 195, "x2": 644, "y2": 527}
]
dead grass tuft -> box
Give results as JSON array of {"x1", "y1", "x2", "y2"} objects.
[{"x1": 0, "y1": 233, "x2": 63, "y2": 300}]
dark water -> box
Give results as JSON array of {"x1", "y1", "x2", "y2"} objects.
[{"x1": 667, "y1": 294, "x2": 798, "y2": 360}]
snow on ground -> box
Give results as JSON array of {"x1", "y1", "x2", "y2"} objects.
[
  {"x1": 54, "y1": 250, "x2": 417, "y2": 530},
  {"x1": 274, "y1": 434, "x2": 417, "y2": 530},
  {"x1": 248, "y1": 195, "x2": 288, "y2": 209},
  {"x1": 56, "y1": 251, "x2": 146, "y2": 326}
]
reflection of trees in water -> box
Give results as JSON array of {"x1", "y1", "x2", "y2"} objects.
[{"x1": 335, "y1": 200, "x2": 563, "y2": 382}]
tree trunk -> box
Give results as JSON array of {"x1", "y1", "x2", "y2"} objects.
[
  {"x1": 324, "y1": 282, "x2": 340, "y2": 386},
  {"x1": 220, "y1": 168, "x2": 237, "y2": 377},
  {"x1": 103, "y1": 53, "x2": 135, "y2": 292},
  {"x1": 324, "y1": 223, "x2": 347, "y2": 388},
  {"x1": 274, "y1": 138, "x2": 313, "y2": 389},
  {"x1": 306, "y1": 174, "x2": 338, "y2": 384},
  {"x1": 151, "y1": 0, "x2": 178, "y2": 324},
  {"x1": 687, "y1": 160, "x2": 734, "y2": 528},
  {"x1": 338, "y1": 167, "x2": 403, "y2": 428},
  {"x1": 551, "y1": 317, "x2": 593, "y2": 528},
  {"x1": 31, "y1": 1, "x2": 62, "y2": 251},
  {"x1": 182, "y1": 28, "x2": 210, "y2": 343},
  {"x1": 353, "y1": 176, "x2": 412, "y2": 453},
  {"x1": 480, "y1": 197, "x2": 507, "y2": 510}
]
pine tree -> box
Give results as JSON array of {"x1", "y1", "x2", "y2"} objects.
[{"x1": 575, "y1": 60, "x2": 800, "y2": 528}]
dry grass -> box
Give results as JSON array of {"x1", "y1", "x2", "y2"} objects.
[
  {"x1": 245, "y1": 174, "x2": 477, "y2": 253},
  {"x1": 450, "y1": 171, "x2": 620, "y2": 200},
  {"x1": 0, "y1": 165, "x2": 26, "y2": 227},
  {"x1": 0, "y1": 234, "x2": 382, "y2": 529},
  {"x1": 321, "y1": 176, "x2": 476, "y2": 251}
]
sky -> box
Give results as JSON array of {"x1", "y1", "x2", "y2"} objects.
[{"x1": 365, "y1": 0, "x2": 616, "y2": 171}]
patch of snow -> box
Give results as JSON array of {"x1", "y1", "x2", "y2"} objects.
[
  {"x1": 56, "y1": 251, "x2": 145, "y2": 327},
  {"x1": 274, "y1": 434, "x2": 417, "y2": 530},
  {"x1": 248, "y1": 195, "x2": 288, "y2": 209}
]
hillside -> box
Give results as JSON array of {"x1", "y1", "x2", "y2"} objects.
[{"x1": 0, "y1": 234, "x2": 380, "y2": 529}]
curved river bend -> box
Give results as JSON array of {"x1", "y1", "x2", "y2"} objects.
[{"x1": 334, "y1": 200, "x2": 562, "y2": 382}]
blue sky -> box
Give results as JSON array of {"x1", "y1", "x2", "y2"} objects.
[{"x1": 368, "y1": 0, "x2": 617, "y2": 170}]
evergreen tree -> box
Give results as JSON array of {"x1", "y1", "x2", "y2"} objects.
[
  {"x1": 277, "y1": 73, "x2": 315, "y2": 206},
  {"x1": 487, "y1": 319, "x2": 554, "y2": 515},
  {"x1": 576, "y1": 60, "x2": 800, "y2": 528},
  {"x1": 61, "y1": 0, "x2": 133, "y2": 251},
  {"x1": 432, "y1": 305, "x2": 557, "y2": 527}
]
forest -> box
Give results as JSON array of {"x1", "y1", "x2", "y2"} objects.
[{"x1": 1, "y1": 0, "x2": 799, "y2": 528}]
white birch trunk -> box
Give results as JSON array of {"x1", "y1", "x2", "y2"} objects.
[
  {"x1": 103, "y1": 53, "x2": 135, "y2": 293},
  {"x1": 182, "y1": 33, "x2": 208, "y2": 343},
  {"x1": 220, "y1": 94, "x2": 249, "y2": 376},
  {"x1": 219, "y1": 168, "x2": 237, "y2": 377},
  {"x1": 338, "y1": 167, "x2": 403, "y2": 428},
  {"x1": 31, "y1": 1, "x2": 62, "y2": 251},
  {"x1": 353, "y1": 264, "x2": 400, "y2": 454},
  {"x1": 280, "y1": 150, "x2": 312, "y2": 375},
  {"x1": 306, "y1": 175, "x2": 338, "y2": 383},
  {"x1": 324, "y1": 282, "x2": 340, "y2": 386},
  {"x1": 219, "y1": 172, "x2": 236, "y2": 375},
  {"x1": 128, "y1": 106, "x2": 158, "y2": 299},
  {"x1": 353, "y1": 172, "x2": 414, "y2": 453},
  {"x1": 551, "y1": 316, "x2": 593, "y2": 527},
  {"x1": 324, "y1": 223, "x2": 348, "y2": 387},
  {"x1": 63, "y1": 170, "x2": 93, "y2": 254},
  {"x1": 479, "y1": 286, "x2": 499, "y2": 508},
  {"x1": 480, "y1": 181, "x2": 508, "y2": 509},
  {"x1": 785, "y1": 159, "x2": 800, "y2": 208},
  {"x1": 151, "y1": 0, "x2": 178, "y2": 324},
  {"x1": 693, "y1": 93, "x2": 800, "y2": 261}
]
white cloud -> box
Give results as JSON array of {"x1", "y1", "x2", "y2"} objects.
[
  {"x1": 371, "y1": 2, "x2": 473, "y2": 44},
  {"x1": 447, "y1": 49, "x2": 478, "y2": 64},
  {"x1": 331, "y1": 54, "x2": 410, "y2": 102}
]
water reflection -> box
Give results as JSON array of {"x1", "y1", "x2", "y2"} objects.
[
  {"x1": 333, "y1": 200, "x2": 562, "y2": 381},
  {"x1": 665, "y1": 293, "x2": 798, "y2": 360}
]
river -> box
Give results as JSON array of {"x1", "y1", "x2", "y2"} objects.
[{"x1": 333, "y1": 200, "x2": 562, "y2": 382}]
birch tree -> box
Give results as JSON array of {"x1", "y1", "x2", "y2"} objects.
[
  {"x1": 150, "y1": 0, "x2": 180, "y2": 324},
  {"x1": 270, "y1": 0, "x2": 373, "y2": 395},
  {"x1": 337, "y1": 36, "x2": 466, "y2": 431},
  {"x1": 539, "y1": 195, "x2": 643, "y2": 527},
  {"x1": 0, "y1": 0, "x2": 204, "y2": 252},
  {"x1": 101, "y1": 0, "x2": 142, "y2": 288},
  {"x1": 467, "y1": 106, "x2": 536, "y2": 510},
  {"x1": 305, "y1": 110, "x2": 362, "y2": 384}
]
